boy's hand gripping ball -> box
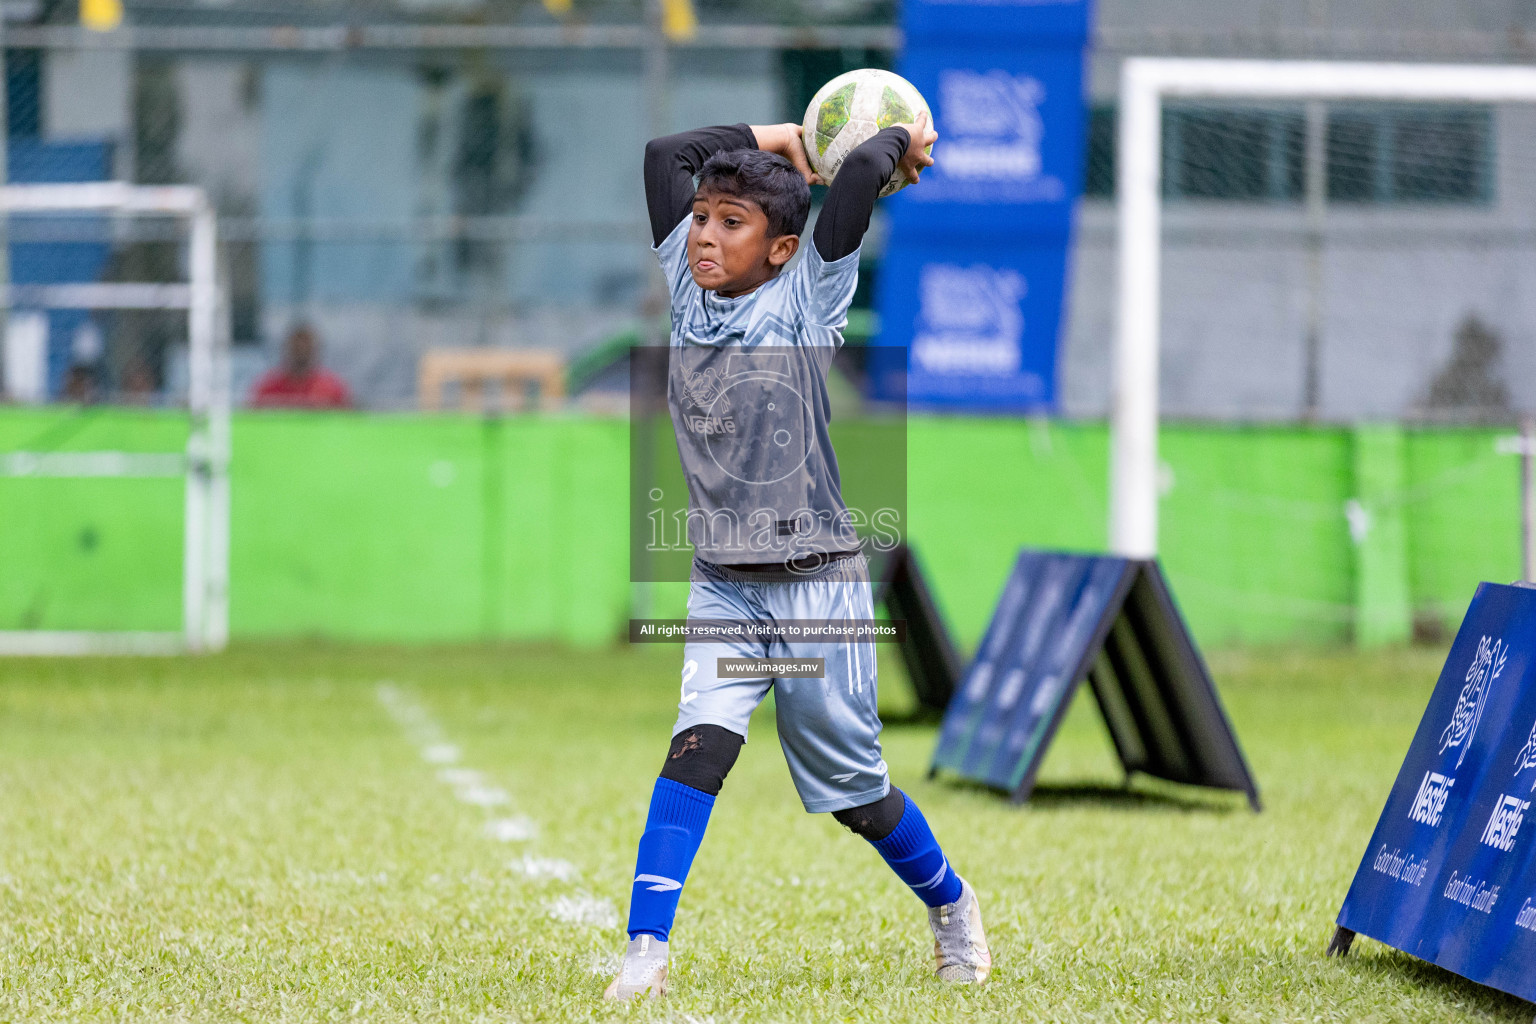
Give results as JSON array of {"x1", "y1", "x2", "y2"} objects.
[{"x1": 801, "y1": 68, "x2": 934, "y2": 197}]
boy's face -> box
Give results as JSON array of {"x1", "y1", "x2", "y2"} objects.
[{"x1": 688, "y1": 189, "x2": 799, "y2": 298}]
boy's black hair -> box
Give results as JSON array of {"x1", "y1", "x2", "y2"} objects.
[{"x1": 695, "y1": 148, "x2": 811, "y2": 238}]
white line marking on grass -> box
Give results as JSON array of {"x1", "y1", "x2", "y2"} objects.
[
  {"x1": 377, "y1": 683, "x2": 449, "y2": 747},
  {"x1": 438, "y1": 768, "x2": 484, "y2": 787},
  {"x1": 548, "y1": 895, "x2": 617, "y2": 929},
  {"x1": 378, "y1": 683, "x2": 613, "y2": 932},
  {"x1": 421, "y1": 743, "x2": 460, "y2": 764},
  {"x1": 458, "y1": 785, "x2": 511, "y2": 807},
  {"x1": 511, "y1": 856, "x2": 577, "y2": 881},
  {"x1": 486, "y1": 817, "x2": 538, "y2": 842}
]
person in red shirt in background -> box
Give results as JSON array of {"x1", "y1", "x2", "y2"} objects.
[{"x1": 249, "y1": 324, "x2": 353, "y2": 409}]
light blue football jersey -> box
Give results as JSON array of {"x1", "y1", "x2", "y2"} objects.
[{"x1": 655, "y1": 215, "x2": 864, "y2": 568}]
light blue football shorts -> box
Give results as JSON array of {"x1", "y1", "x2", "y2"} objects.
[{"x1": 673, "y1": 553, "x2": 890, "y2": 814}]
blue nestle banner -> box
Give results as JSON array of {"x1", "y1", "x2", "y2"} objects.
[
  {"x1": 871, "y1": 0, "x2": 1092, "y2": 412},
  {"x1": 904, "y1": 0, "x2": 1093, "y2": 44},
  {"x1": 884, "y1": 46, "x2": 1087, "y2": 236},
  {"x1": 873, "y1": 239, "x2": 1065, "y2": 408},
  {"x1": 1336, "y1": 581, "x2": 1536, "y2": 1001}
]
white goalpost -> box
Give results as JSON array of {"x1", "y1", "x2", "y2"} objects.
[
  {"x1": 0, "y1": 183, "x2": 230, "y2": 655},
  {"x1": 1111, "y1": 58, "x2": 1536, "y2": 558}
]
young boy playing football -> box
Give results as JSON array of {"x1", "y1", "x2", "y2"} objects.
[{"x1": 606, "y1": 112, "x2": 991, "y2": 999}]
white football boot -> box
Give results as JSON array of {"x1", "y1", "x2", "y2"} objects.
[
  {"x1": 928, "y1": 877, "x2": 992, "y2": 983},
  {"x1": 603, "y1": 934, "x2": 669, "y2": 1000}
]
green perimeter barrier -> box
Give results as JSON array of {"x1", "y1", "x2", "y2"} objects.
[
  {"x1": 0, "y1": 408, "x2": 1521, "y2": 650},
  {"x1": 0, "y1": 408, "x2": 189, "y2": 633}
]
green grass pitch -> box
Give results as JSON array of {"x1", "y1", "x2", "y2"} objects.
[{"x1": 0, "y1": 642, "x2": 1530, "y2": 1022}]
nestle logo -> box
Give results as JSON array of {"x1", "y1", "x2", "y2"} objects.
[
  {"x1": 1409, "y1": 770, "x2": 1455, "y2": 827},
  {"x1": 1481, "y1": 794, "x2": 1531, "y2": 853},
  {"x1": 937, "y1": 70, "x2": 1044, "y2": 183},
  {"x1": 686, "y1": 414, "x2": 735, "y2": 435}
]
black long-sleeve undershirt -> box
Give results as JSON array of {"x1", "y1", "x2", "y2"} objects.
[
  {"x1": 642, "y1": 122, "x2": 911, "y2": 263},
  {"x1": 810, "y1": 126, "x2": 908, "y2": 262}
]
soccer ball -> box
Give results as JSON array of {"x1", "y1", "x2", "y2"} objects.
[{"x1": 801, "y1": 68, "x2": 932, "y2": 198}]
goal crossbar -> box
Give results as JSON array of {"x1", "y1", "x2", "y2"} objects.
[
  {"x1": 1111, "y1": 59, "x2": 1536, "y2": 558},
  {"x1": 0, "y1": 182, "x2": 229, "y2": 655}
]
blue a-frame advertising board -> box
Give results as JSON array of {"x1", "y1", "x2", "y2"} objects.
[{"x1": 1334, "y1": 581, "x2": 1536, "y2": 1001}]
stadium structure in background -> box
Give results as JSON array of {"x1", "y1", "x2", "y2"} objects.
[
  {"x1": 1, "y1": 1, "x2": 1535, "y2": 650},
  {"x1": 0, "y1": 0, "x2": 1530, "y2": 423}
]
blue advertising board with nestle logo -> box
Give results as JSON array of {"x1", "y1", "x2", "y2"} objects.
[
  {"x1": 885, "y1": 46, "x2": 1087, "y2": 236},
  {"x1": 871, "y1": 0, "x2": 1093, "y2": 412},
  {"x1": 1336, "y1": 581, "x2": 1536, "y2": 1001},
  {"x1": 876, "y1": 241, "x2": 1066, "y2": 406}
]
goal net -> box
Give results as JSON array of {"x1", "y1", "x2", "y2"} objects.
[
  {"x1": 1099, "y1": 60, "x2": 1536, "y2": 639},
  {"x1": 0, "y1": 183, "x2": 229, "y2": 654},
  {"x1": 1109, "y1": 62, "x2": 1536, "y2": 529}
]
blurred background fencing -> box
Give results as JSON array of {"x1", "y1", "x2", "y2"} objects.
[
  {"x1": 1, "y1": 3, "x2": 904, "y2": 410},
  {"x1": 2, "y1": 0, "x2": 1535, "y2": 650},
  {"x1": 7, "y1": 1, "x2": 1536, "y2": 417}
]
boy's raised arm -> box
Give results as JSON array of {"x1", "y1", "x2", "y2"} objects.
[
  {"x1": 812, "y1": 111, "x2": 937, "y2": 263},
  {"x1": 643, "y1": 124, "x2": 757, "y2": 247}
]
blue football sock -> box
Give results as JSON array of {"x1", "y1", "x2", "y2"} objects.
[
  {"x1": 870, "y1": 792, "x2": 964, "y2": 908},
  {"x1": 626, "y1": 777, "x2": 715, "y2": 941}
]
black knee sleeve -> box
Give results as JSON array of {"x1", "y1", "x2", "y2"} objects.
[
  {"x1": 657, "y1": 724, "x2": 744, "y2": 797},
  {"x1": 832, "y1": 786, "x2": 907, "y2": 841}
]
